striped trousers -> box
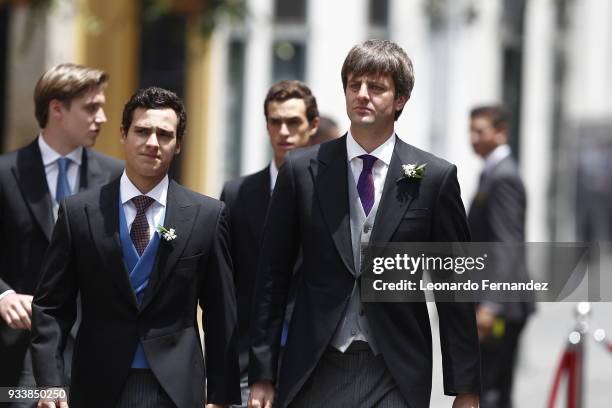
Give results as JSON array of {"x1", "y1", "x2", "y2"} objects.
[
  {"x1": 116, "y1": 369, "x2": 176, "y2": 408},
  {"x1": 289, "y1": 341, "x2": 409, "y2": 408}
]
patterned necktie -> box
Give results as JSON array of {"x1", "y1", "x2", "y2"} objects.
[
  {"x1": 357, "y1": 154, "x2": 377, "y2": 216},
  {"x1": 55, "y1": 157, "x2": 72, "y2": 204},
  {"x1": 130, "y1": 195, "x2": 155, "y2": 256}
]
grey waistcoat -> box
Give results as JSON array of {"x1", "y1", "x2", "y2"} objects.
[{"x1": 329, "y1": 169, "x2": 381, "y2": 354}]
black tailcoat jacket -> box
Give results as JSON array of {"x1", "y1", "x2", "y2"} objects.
[
  {"x1": 0, "y1": 139, "x2": 122, "y2": 386},
  {"x1": 249, "y1": 136, "x2": 481, "y2": 408},
  {"x1": 31, "y1": 179, "x2": 241, "y2": 407}
]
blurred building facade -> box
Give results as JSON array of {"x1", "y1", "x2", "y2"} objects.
[{"x1": 2, "y1": 0, "x2": 612, "y2": 244}]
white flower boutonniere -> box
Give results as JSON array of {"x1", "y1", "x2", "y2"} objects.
[
  {"x1": 399, "y1": 163, "x2": 427, "y2": 181},
  {"x1": 156, "y1": 225, "x2": 177, "y2": 241}
]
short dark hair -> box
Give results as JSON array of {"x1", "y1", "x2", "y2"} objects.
[
  {"x1": 470, "y1": 105, "x2": 510, "y2": 131},
  {"x1": 34, "y1": 63, "x2": 108, "y2": 128},
  {"x1": 263, "y1": 80, "x2": 319, "y2": 123},
  {"x1": 310, "y1": 115, "x2": 339, "y2": 145},
  {"x1": 121, "y1": 87, "x2": 187, "y2": 139},
  {"x1": 341, "y1": 39, "x2": 415, "y2": 120}
]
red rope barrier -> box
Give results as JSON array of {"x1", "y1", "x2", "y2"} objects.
[{"x1": 547, "y1": 348, "x2": 580, "y2": 408}]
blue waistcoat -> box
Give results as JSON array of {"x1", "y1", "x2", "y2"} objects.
[{"x1": 119, "y1": 196, "x2": 161, "y2": 369}]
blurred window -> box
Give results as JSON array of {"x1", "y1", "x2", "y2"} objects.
[
  {"x1": 369, "y1": 0, "x2": 388, "y2": 27},
  {"x1": 226, "y1": 39, "x2": 246, "y2": 178},
  {"x1": 272, "y1": 41, "x2": 305, "y2": 83},
  {"x1": 501, "y1": 0, "x2": 526, "y2": 161},
  {"x1": 368, "y1": 0, "x2": 389, "y2": 39},
  {"x1": 139, "y1": 8, "x2": 187, "y2": 181},
  {"x1": 274, "y1": 0, "x2": 307, "y2": 23}
]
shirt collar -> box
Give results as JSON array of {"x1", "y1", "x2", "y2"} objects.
[
  {"x1": 120, "y1": 171, "x2": 169, "y2": 207},
  {"x1": 483, "y1": 144, "x2": 511, "y2": 173},
  {"x1": 269, "y1": 160, "x2": 279, "y2": 191},
  {"x1": 38, "y1": 134, "x2": 83, "y2": 166},
  {"x1": 346, "y1": 131, "x2": 395, "y2": 166}
]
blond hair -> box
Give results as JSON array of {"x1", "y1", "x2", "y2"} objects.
[{"x1": 34, "y1": 63, "x2": 108, "y2": 127}]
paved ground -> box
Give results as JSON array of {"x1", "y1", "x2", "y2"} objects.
[{"x1": 428, "y1": 301, "x2": 612, "y2": 407}]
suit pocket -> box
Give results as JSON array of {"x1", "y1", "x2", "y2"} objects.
[
  {"x1": 396, "y1": 209, "x2": 431, "y2": 240},
  {"x1": 404, "y1": 208, "x2": 430, "y2": 219},
  {"x1": 174, "y1": 253, "x2": 204, "y2": 277}
]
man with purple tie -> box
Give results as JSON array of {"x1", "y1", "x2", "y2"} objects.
[{"x1": 248, "y1": 40, "x2": 481, "y2": 408}]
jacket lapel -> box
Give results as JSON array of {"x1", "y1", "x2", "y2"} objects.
[
  {"x1": 13, "y1": 139, "x2": 54, "y2": 241},
  {"x1": 79, "y1": 149, "x2": 115, "y2": 192},
  {"x1": 87, "y1": 179, "x2": 139, "y2": 310},
  {"x1": 370, "y1": 138, "x2": 419, "y2": 245},
  {"x1": 310, "y1": 136, "x2": 356, "y2": 275},
  {"x1": 140, "y1": 181, "x2": 199, "y2": 311},
  {"x1": 246, "y1": 168, "x2": 271, "y2": 242}
]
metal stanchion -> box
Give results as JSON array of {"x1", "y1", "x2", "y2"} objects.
[{"x1": 547, "y1": 302, "x2": 612, "y2": 408}]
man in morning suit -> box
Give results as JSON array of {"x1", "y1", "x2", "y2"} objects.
[
  {"x1": 467, "y1": 105, "x2": 534, "y2": 408},
  {"x1": 221, "y1": 80, "x2": 320, "y2": 407},
  {"x1": 248, "y1": 39, "x2": 481, "y2": 408},
  {"x1": 31, "y1": 87, "x2": 240, "y2": 408},
  {"x1": 0, "y1": 63, "x2": 122, "y2": 405}
]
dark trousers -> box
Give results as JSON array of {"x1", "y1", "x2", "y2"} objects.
[
  {"x1": 290, "y1": 341, "x2": 408, "y2": 408},
  {"x1": 480, "y1": 319, "x2": 527, "y2": 408},
  {"x1": 116, "y1": 369, "x2": 176, "y2": 408}
]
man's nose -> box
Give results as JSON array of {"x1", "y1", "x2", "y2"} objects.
[
  {"x1": 145, "y1": 132, "x2": 160, "y2": 147},
  {"x1": 280, "y1": 123, "x2": 290, "y2": 136},
  {"x1": 95, "y1": 108, "x2": 107, "y2": 124},
  {"x1": 357, "y1": 82, "x2": 369, "y2": 99}
]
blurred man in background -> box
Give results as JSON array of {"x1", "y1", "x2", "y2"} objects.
[
  {"x1": 308, "y1": 115, "x2": 339, "y2": 146},
  {"x1": 220, "y1": 80, "x2": 319, "y2": 407},
  {"x1": 468, "y1": 104, "x2": 535, "y2": 408},
  {"x1": 0, "y1": 63, "x2": 122, "y2": 406}
]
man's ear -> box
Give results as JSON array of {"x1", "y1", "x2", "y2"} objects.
[
  {"x1": 395, "y1": 95, "x2": 409, "y2": 112},
  {"x1": 49, "y1": 99, "x2": 65, "y2": 120},
  {"x1": 174, "y1": 139, "x2": 182, "y2": 155},
  {"x1": 120, "y1": 127, "x2": 127, "y2": 144},
  {"x1": 495, "y1": 129, "x2": 508, "y2": 145},
  {"x1": 309, "y1": 117, "x2": 320, "y2": 136}
]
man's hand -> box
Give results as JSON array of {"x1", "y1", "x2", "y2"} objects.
[
  {"x1": 452, "y1": 393, "x2": 479, "y2": 408},
  {"x1": 248, "y1": 381, "x2": 275, "y2": 408},
  {"x1": 476, "y1": 306, "x2": 496, "y2": 340},
  {"x1": 37, "y1": 388, "x2": 69, "y2": 408},
  {"x1": 0, "y1": 293, "x2": 33, "y2": 329}
]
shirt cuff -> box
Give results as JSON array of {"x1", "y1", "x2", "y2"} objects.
[{"x1": 0, "y1": 290, "x2": 16, "y2": 302}]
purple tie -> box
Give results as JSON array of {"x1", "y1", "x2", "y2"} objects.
[
  {"x1": 130, "y1": 195, "x2": 155, "y2": 256},
  {"x1": 357, "y1": 154, "x2": 377, "y2": 216}
]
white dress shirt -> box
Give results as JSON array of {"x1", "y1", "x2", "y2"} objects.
[
  {"x1": 39, "y1": 134, "x2": 82, "y2": 218},
  {"x1": 120, "y1": 172, "x2": 168, "y2": 241},
  {"x1": 483, "y1": 144, "x2": 511, "y2": 176},
  {"x1": 346, "y1": 131, "x2": 396, "y2": 208},
  {"x1": 269, "y1": 160, "x2": 279, "y2": 193},
  {"x1": 0, "y1": 136, "x2": 83, "y2": 300}
]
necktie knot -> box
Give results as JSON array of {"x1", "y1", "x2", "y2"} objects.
[
  {"x1": 57, "y1": 157, "x2": 71, "y2": 172},
  {"x1": 359, "y1": 154, "x2": 377, "y2": 171},
  {"x1": 132, "y1": 195, "x2": 155, "y2": 214}
]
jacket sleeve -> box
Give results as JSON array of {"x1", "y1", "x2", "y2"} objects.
[
  {"x1": 200, "y1": 202, "x2": 241, "y2": 404},
  {"x1": 248, "y1": 157, "x2": 300, "y2": 384},
  {"x1": 431, "y1": 164, "x2": 481, "y2": 396},
  {"x1": 30, "y1": 202, "x2": 78, "y2": 387}
]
